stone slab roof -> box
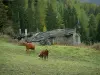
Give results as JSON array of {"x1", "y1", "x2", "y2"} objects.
[{"x1": 30, "y1": 28, "x2": 76, "y2": 42}]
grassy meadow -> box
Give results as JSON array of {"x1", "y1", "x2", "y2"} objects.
[{"x1": 0, "y1": 38, "x2": 100, "y2": 75}]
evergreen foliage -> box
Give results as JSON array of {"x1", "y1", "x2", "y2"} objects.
[
  {"x1": 88, "y1": 14, "x2": 97, "y2": 44},
  {"x1": 0, "y1": 0, "x2": 7, "y2": 32},
  {"x1": 96, "y1": 19, "x2": 100, "y2": 42},
  {"x1": 45, "y1": 3, "x2": 57, "y2": 31},
  {"x1": 2, "y1": 0, "x2": 100, "y2": 44}
]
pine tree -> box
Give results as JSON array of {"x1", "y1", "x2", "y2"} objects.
[
  {"x1": 56, "y1": 1, "x2": 64, "y2": 29},
  {"x1": 88, "y1": 14, "x2": 97, "y2": 44},
  {"x1": 96, "y1": 19, "x2": 100, "y2": 42},
  {"x1": 63, "y1": 6, "x2": 78, "y2": 28},
  {"x1": 45, "y1": 3, "x2": 57, "y2": 31},
  {"x1": 63, "y1": 6, "x2": 69, "y2": 28},
  {"x1": 71, "y1": 7, "x2": 78, "y2": 28},
  {"x1": 0, "y1": 0, "x2": 7, "y2": 32},
  {"x1": 34, "y1": 0, "x2": 41, "y2": 32},
  {"x1": 11, "y1": 0, "x2": 27, "y2": 33},
  {"x1": 25, "y1": 0, "x2": 35, "y2": 32},
  {"x1": 18, "y1": 0, "x2": 27, "y2": 33},
  {"x1": 79, "y1": 9, "x2": 89, "y2": 44},
  {"x1": 95, "y1": 6, "x2": 100, "y2": 15},
  {"x1": 11, "y1": 0, "x2": 20, "y2": 33}
]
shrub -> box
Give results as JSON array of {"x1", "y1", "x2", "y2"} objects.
[
  {"x1": 91, "y1": 43, "x2": 100, "y2": 50},
  {"x1": 0, "y1": 34, "x2": 19, "y2": 45}
]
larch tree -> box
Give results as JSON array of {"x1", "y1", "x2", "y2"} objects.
[{"x1": 38, "y1": 0, "x2": 47, "y2": 31}]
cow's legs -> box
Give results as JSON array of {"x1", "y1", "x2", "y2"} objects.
[{"x1": 43, "y1": 55, "x2": 47, "y2": 60}]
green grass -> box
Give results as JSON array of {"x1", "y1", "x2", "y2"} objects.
[{"x1": 0, "y1": 39, "x2": 100, "y2": 75}]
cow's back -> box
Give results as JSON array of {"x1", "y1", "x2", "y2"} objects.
[{"x1": 26, "y1": 43, "x2": 35, "y2": 50}]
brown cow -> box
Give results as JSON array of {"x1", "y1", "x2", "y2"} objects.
[
  {"x1": 38, "y1": 49, "x2": 49, "y2": 59},
  {"x1": 23, "y1": 42, "x2": 35, "y2": 53}
]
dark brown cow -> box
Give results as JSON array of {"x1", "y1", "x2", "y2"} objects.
[
  {"x1": 23, "y1": 42, "x2": 35, "y2": 53},
  {"x1": 38, "y1": 49, "x2": 49, "y2": 59}
]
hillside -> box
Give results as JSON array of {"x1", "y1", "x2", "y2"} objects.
[
  {"x1": 0, "y1": 38, "x2": 100, "y2": 75},
  {"x1": 80, "y1": 0, "x2": 100, "y2": 4}
]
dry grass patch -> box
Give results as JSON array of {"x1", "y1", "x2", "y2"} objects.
[{"x1": 91, "y1": 43, "x2": 100, "y2": 51}]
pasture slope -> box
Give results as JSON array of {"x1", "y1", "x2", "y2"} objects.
[{"x1": 0, "y1": 39, "x2": 100, "y2": 75}]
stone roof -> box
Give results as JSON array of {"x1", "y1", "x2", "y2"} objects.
[
  {"x1": 30, "y1": 28, "x2": 76, "y2": 42},
  {"x1": 49, "y1": 28, "x2": 75, "y2": 37}
]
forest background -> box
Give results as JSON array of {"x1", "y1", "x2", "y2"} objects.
[{"x1": 1, "y1": 0, "x2": 100, "y2": 44}]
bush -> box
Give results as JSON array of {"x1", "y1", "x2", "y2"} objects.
[
  {"x1": 91, "y1": 43, "x2": 100, "y2": 50},
  {"x1": 3, "y1": 26, "x2": 14, "y2": 36},
  {"x1": 0, "y1": 34, "x2": 19, "y2": 44},
  {"x1": 0, "y1": 34, "x2": 11, "y2": 41}
]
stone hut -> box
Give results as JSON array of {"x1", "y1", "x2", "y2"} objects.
[{"x1": 29, "y1": 28, "x2": 81, "y2": 45}]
